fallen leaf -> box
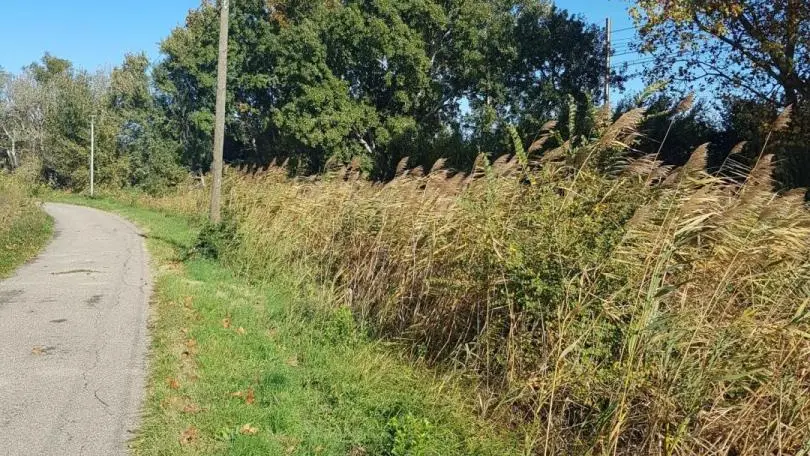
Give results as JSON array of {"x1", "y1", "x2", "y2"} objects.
[
  {"x1": 348, "y1": 445, "x2": 368, "y2": 456},
  {"x1": 222, "y1": 318, "x2": 231, "y2": 329},
  {"x1": 31, "y1": 346, "x2": 45, "y2": 356},
  {"x1": 167, "y1": 377, "x2": 181, "y2": 390},
  {"x1": 239, "y1": 424, "x2": 258, "y2": 436},
  {"x1": 230, "y1": 391, "x2": 244, "y2": 398},
  {"x1": 182, "y1": 403, "x2": 202, "y2": 414},
  {"x1": 246, "y1": 388, "x2": 255, "y2": 405},
  {"x1": 180, "y1": 427, "x2": 199, "y2": 445},
  {"x1": 236, "y1": 327, "x2": 246, "y2": 336}
]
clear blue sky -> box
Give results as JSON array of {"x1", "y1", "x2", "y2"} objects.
[
  {"x1": 0, "y1": 0, "x2": 200, "y2": 73},
  {"x1": 0, "y1": 0, "x2": 642, "y2": 94}
]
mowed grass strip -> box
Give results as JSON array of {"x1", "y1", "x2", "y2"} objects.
[{"x1": 54, "y1": 195, "x2": 520, "y2": 456}]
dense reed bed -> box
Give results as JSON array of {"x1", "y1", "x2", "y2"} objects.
[{"x1": 134, "y1": 109, "x2": 810, "y2": 454}]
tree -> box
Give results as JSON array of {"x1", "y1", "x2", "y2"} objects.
[
  {"x1": 155, "y1": 0, "x2": 611, "y2": 177},
  {"x1": 631, "y1": 0, "x2": 809, "y2": 106},
  {"x1": 1, "y1": 70, "x2": 52, "y2": 170},
  {"x1": 631, "y1": 0, "x2": 810, "y2": 190},
  {"x1": 108, "y1": 53, "x2": 184, "y2": 193}
]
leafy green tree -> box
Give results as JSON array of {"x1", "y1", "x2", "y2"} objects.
[
  {"x1": 631, "y1": 0, "x2": 809, "y2": 105},
  {"x1": 109, "y1": 53, "x2": 185, "y2": 193},
  {"x1": 631, "y1": 0, "x2": 810, "y2": 189},
  {"x1": 156, "y1": 0, "x2": 612, "y2": 176},
  {"x1": 25, "y1": 55, "x2": 103, "y2": 187}
]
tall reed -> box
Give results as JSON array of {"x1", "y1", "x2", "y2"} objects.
[{"x1": 140, "y1": 112, "x2": 810, "y2": 454}]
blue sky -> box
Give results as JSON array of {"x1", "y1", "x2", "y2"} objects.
[
  {"x1": 0, "y1": 0, "x2": 642, "y2": 94},
  {"x1": 0, "y1": 0, "x2": 199, "y2": 73}
]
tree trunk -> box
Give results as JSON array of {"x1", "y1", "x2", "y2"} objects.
[{"x1": 209, "y1": 0, "x2": 230, "y2": 224}]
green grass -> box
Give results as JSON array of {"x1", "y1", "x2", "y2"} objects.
[
  {"x1": 0, "y1": 204, "x2": 53, "y2": 278},
  {"x1": 53, "y1": 194, "x2": 520, "y2": 456}
]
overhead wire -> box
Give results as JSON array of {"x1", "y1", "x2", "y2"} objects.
[{"x1": 611, "y1": 25, "x2": 638, "y2": 33}]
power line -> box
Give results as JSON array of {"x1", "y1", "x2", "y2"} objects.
[
  {"x1": 611, "y1": 25, "x2": 638, "y2": 33},
  {"x1": 620, "y1": 60, "x2": 656, "y2": 67}
]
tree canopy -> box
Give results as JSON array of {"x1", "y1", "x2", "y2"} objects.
[
  {"x1": 155, "y1": 0, "x2": 610, "y2": 176},
  {"x1": 631, "y1": 0, "x2": 809, "y2": 106}
]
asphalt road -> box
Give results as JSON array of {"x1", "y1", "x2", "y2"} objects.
[{"x1": 0, "y1": 203, "x2": 151, "y2": 455}]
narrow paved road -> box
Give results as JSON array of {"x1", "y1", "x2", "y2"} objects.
[{"x1": 0, "y1": 203, "x2": 151, "y2": 455}]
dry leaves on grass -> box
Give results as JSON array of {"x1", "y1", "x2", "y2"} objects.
[
  {"x1": 182, "y1": 338, "x2": 198, "y2": 359},
  {"x1": 230, "y1": 388, "x2": 256, "y2": 405},
  {"x1": 180, "y1": 427, "x2": 199, "y2": 445},
  {"x1": 239, "y1": 424, "x2": 258, "y2": 436},
  {"x1": 162, "y1": 396, "x2": 204, "y2": 414},
  {"x1": 348, "y1": 445, "x2": 368, "y2": 456},
  {"x1": 222, "y1": 317, "x2": 231, "y2": 329},
  {"x1": 182, "y1": 403, "x2": 203, "y2": 414},
  {"x1": 167, "y1": 377, "x2": 181, "y2": 390}
]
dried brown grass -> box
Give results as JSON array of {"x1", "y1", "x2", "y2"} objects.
[{"x1": 137, "y1": 114, "x2": 810, "y2": 454}]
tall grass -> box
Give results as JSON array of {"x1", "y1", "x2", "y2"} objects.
[
  {"x1": 140, "y1": 111, "x2": 810, "y2": 454},
  {"x1": 0, "y1": 161, "x2": 53, "y2": 276}
]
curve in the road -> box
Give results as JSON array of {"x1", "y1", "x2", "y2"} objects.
[{"x1": 0, "y1": 203, "x2": 151, "y2": 456}]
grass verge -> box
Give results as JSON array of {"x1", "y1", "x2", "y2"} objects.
[
  {"x1": 0, "y1": 207, "x2": 53, "y2": 278},
  {"x1": 0, "y1": 177, "x2": 53, "y2": 278},
  {"x1": 52, "y1": 193, "x2": 521, "y2": 456}
]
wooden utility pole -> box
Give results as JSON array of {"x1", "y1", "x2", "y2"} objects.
[
  {"x1": 209, "y1": 0, "x2": 230, "y2": 224},
  {"x1": 605, "y1": 17, "x2": 612, "y2": 108},
  {"x1": 90, "y1": 115, "x2": 95, "y2": 197}
]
